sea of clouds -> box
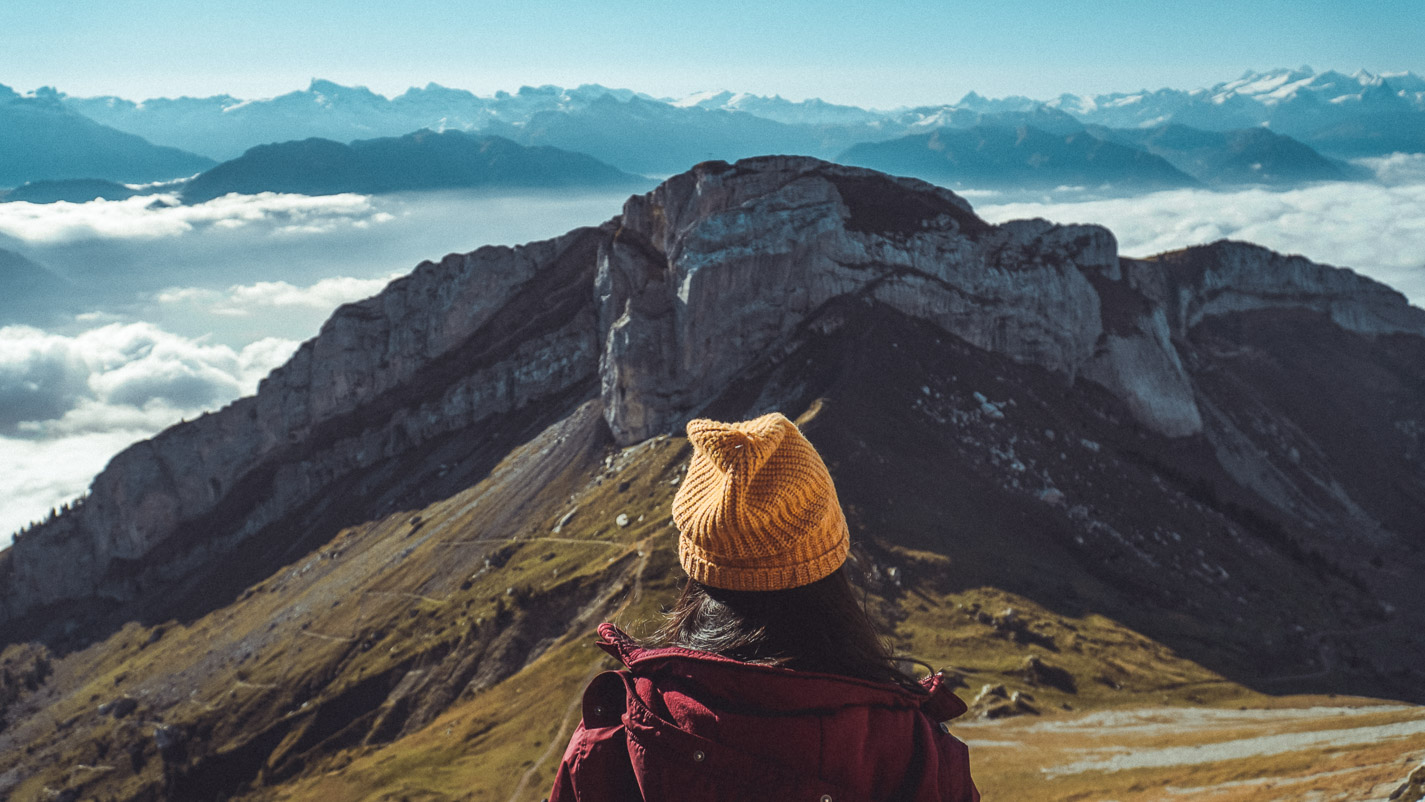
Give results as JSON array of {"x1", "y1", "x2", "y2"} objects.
[
  {"x1": 0, "y1": 189, "x2": 632, "y2": 542},
  {"x1": 975, "y1": 154, "x2": 1425, "y2": 306},
  {"x1": 0, "y1": 322, "x2": 298, "y2": 535},
  {"x1": 2, "y1": 164, "x2": 1424, "y2": 544},
  {"x1": 0, "y1": 191, "x2": 389, "y2": 245}
]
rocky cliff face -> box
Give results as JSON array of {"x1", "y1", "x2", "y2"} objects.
[
  {"x1": 2, "y1": 226, "x2": 608, "y2": 625},
  {"x1": 595, "y1": 158, "x2": 1423, "y2": 445},
  {"x1": 597, "y1": 161, "x2": 1111, "y2": 442},
  {"x1": 3, "y1": 155, "x2": 1423, "y2": 631}
]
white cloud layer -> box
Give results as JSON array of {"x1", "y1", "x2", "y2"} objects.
[
  {"x1": 156, "y1": 273, "x2": 402, "y2": 317},
  {"x1": 0, "y1": 322, "x2": 299, "y2": 543},
  {"x1": 0, "y1": 322, "x2": 297, "y2": 437},
  {"x1": 0, "y1": 192, "x2": 389, "y2": 245},
  {"x1": 0, "y1": 190, "x2": 637, "y2": 546},
  {"x1": 1356, "y1": 153, "x2": 1425, "y2": 187},
  {"x1": 975, "y1": 177, "x2": 1425, "y2": 307},
  {"x1": 1, "y1": 429, "x2": 160, "y2": 538}
]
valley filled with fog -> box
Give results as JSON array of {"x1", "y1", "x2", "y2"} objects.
[
  {"x1": 973, "y1": 154, "x2": 1425, "y2": 305},
  {"x1": 4, "y1": 161, "x2": 1425, "y2": 544},
  {"x1": 0, "y1": 189, "x2": 632, "y2": 541}
]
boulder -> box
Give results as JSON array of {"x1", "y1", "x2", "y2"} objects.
[{"x1": 1390, "y1": 762, "x2": 1425, "y2": 802}]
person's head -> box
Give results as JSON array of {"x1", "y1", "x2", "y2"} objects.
[{"x1": 655, "y1": 412, "x2": 916, "y2": 688}]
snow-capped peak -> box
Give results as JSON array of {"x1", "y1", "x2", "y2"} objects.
[{"x1": 672, "y1": 89, "x2": 737, "y2": 108}]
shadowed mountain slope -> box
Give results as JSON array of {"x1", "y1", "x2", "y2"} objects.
[
  {"x1": 1093, "y1": 124, "x2": 1361, "y2": 185},
  {"x1": 1, "y1": 157, "x2": 1422, "y2": 801},
  {"x1": 0, "y1": 248, "x2": 78, "y2": 326},
  {"x1": 55, "y1": 68, "x2": 1425, "y2": 175},
  {"x1": 837, "y1": 125, "x2": 1200, "y2": 190},
  {"x1": 485, "y1": 94, "x2": 853, "y2": 175},
  {"x1": 1, "y1": 178, "x2": 147, "y2": 204},
  {"x1": 0, "y1": 89, "x2": 214, "y2": 188},
  {"x1": 181, "y1": 130, "x2": 647, "y2": 203}
]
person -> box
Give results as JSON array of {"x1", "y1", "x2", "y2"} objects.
[{"x1": 548, "y1": 412, "x2": 979, "y2": 801}]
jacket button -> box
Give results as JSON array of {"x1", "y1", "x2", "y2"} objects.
[
  {"x1": 593, "y1": 705, "x2": 605, "y2": 717},
  {"x1": 693, "y1": 750, "x2": 705, "y2": 762},
  {"x1": 820, "y1": 795, "x2": 833, "y2": 802}
]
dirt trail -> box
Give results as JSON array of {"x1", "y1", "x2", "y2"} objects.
[
  {"x1": 361, "y1": 589, "x2": 446, "y2": 604},
  {"x1": 439, "y1": 536, "x2": 624, "y2": 547},
  {"x1": 506, "y1": 539, "x2": 652, "y2": 802},
  {"x1": 505, "y1": 660, "x2": 607, "y2": 802},
  {"x1": 297, "y1": 629, "x2": 354, "y2": 643}
]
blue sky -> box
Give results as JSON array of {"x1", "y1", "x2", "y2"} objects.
[{"x1": 3, "y1": 1, "x2": 1424, "y2": 106}]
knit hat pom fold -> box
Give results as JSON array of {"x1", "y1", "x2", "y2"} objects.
[
  {"x1": 685, "y1": 415, "x2": 789, "y2": 477},
  {"x1": 673, "y1": 412, "x2": 849, "y2": 592}
]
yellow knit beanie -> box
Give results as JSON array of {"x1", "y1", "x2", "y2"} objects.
[{"x1": 672, "y1": 412, "x2": 850, "y2": 591}]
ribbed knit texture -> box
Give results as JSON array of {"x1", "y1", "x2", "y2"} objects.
[{"x1": 672, "y1": 412, "x2": 850, "y2": 591}]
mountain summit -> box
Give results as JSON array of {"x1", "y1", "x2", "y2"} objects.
[{"x1": 0, "y1": 87, "x2": 214, "y2": 187}]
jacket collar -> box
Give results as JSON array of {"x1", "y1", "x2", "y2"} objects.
[{"x1": 596, "y1": 623, "x2": 968, "y2": 721}]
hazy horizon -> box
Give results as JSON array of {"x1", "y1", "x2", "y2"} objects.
[{"x1": 6, "y1": 64, "x2": 1425, "y2": 111}]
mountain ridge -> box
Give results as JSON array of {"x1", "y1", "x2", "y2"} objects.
[
  {"x1": 2, "y1": 156, "x2": 1423, "y2": 801},
  {"x1": 7, "y1": 70, "x2": 1412, "y2": 194},
  {"x1": 836, "y1": 124, "x2": 1202, "y2": 190},
  {"x1": 180, "y1": 129, "x2": 648, "y2": 203},
  {"x1": 0, "y1": 87, "x2": 214, "y2": 188},
  {"x1": 47, "y1": 67, "x2": 1425, "y2": 165},
  {"x1": 1091, "y1": 123, "x2": 1363, "y2": 184},
  {"x1": 4, "y1": 156, "x2": 1421, "y2": 627}
]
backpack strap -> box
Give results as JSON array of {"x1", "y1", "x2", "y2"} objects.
[
  {"x1": 557, "y1": 670, "x2": 641, "y2": 801},
  {"x1": 921, "y1": 673, "x2": 970, "y2": 722},
  {"x1": 581, "y1": 669, "x2": 634, "y2": 730}
]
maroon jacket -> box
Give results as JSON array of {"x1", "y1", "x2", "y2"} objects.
[{"x1": 549, "y1": 623, "x2": 979, "y2": 801}]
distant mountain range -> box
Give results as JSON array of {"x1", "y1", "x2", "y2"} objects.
[
  {"x1": 1043, "y1": 68, "x2": 1425, "y2": 157},
  {"x1": 0, "y1": 86, "x2": 213, "y2": 187},
  {"x1": 483, "y1": 94, "x2": 845, "y2": 176},
  {"x1": 52, "y1": 67, "x2": 1425, "y2": 161},
  {"x1": 838, "y1": 119, "x2": 1364, "y2": 190},
  {"x1": 181, "y1": 129, "x2": 648, "y2": 203},
  {"x1": 838, "y1": 124, "x2": 1201, "y2": 190},
  {"x1": 60, "y1": 81, "x2": 654, "y2": 161},
  {"x1": 2, "y1": 67, "x2": 1420, "y2": 195},
  {"x1": 1092, "y1": 124, "x2": 1364, "y2": 185},
  {"x1": 1, "y1": 178, "x2": 148, "y2": 204}
]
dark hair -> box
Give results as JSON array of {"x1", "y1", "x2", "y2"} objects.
[{"x1": 649, "y1": 564, "x2": 924, "y2": 692}]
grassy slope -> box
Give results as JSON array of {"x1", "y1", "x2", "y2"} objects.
[
  {"x1": 3, "y1": 404, "x2": 682, "y2": 800},
  {"x1": 250, "y1": 538, "x2": 1425, "y2": 802},
  {"x1": 6, "y1": 304, "x2": 1423, "y2": 801},
  {"x1": 8, "y1": 404, "x2": 1419, "y2": 801}
]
